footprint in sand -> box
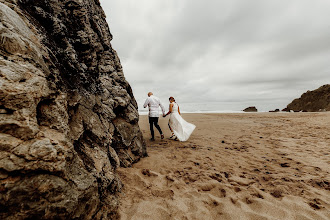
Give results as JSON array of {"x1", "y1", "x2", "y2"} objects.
[
  {"x1": 234, "y1": 187, "x2": 241, "y2": 192},
  {"x1": 151, "y1": 189, "x2": 174, "y2": 199},
  {"x1": 245, "y1": 197, "x2": 253, "y2": 204},
  {"x1": 209, "y1": 173, "x2": 222, "y2": 182},
  {"x1": 141, "y1": 169, "x2": 158, "y2": 177},
  {"x1": 218, "y1": 188, "x2": 226, "y2": 198},
  {"x1": 280, "y1": 162, "x2": 290, "y2": 167},
  {"x1": 308, "y1": 198, "x2": 324, "y2": 210},
  {"x1": 251, "y1": 192, "x2": 264, "y2": 199}
]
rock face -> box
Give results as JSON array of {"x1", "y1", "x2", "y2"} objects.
[
  {"x1": 269, "y1": 109, "x2": 280, "y2": 113},
  {"x1": 243, "y1": 106, "x2": 258, "y2": 112},
  {"x1": 0, "y1": 0, "x2": 146, "y2": 219},
  {"x1": 285, "y1": 85, "x2": 330, "y2": 112}
]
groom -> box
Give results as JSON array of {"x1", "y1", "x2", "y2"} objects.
[{"x1": 143, "y1": 92, "x2": 165, "y2": 141}]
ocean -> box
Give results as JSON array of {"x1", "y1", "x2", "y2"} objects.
[{"x1": 138, "y1": 102, "x2": 276, "y2": 115}]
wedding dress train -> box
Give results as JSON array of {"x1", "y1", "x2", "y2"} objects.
[{"x1": 169, "y1": 103, "x2": 196, "y2": 141}]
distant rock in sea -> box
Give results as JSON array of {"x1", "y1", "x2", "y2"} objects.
[
  {"x1": 0, "y1": 0, "x2": 146, "y2": 219},
  {"x1": 243, "y1": 106, "x2": 258, "y2": 112},
  {"x1": 269, "y1": 109, "x2": 280, "y2": 112},
  {"x1": 284, "y1": 84, "x2": 330, "y2": 112}
]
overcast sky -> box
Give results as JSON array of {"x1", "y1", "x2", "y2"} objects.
[{"x1": 99, "y1": 0, "x2": 330, "y2": 112}]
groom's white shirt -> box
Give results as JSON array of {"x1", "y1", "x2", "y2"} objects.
[{"x1": 143, "y1": 95, "x2": 165, "y2": 117}]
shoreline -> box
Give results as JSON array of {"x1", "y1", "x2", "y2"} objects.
[{"x1": 138, "y1": 111, "x2": 330, "y2": 115}]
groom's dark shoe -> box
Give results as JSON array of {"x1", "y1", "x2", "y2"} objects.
[{"x1": 150, "y1": 138, "x2": 155, "y2": 141}]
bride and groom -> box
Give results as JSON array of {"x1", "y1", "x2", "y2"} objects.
[{"x1": 143, "y1": 92, "x2": 196, "y2": 141}]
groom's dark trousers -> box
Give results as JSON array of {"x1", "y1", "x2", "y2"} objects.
[{"x1": 149, "y1": 117, "x2": 162, "y2": 139}]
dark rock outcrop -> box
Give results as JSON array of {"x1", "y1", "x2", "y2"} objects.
[
  {"x1": 0, "y1": 0, "x2": 146, "y2": 219},
  {"x1": 285, "y1": 85, "x2": 330, "y2": 112},
  {"x1": 269, "y1": 109, "x2": 280, "y2": 112},
  {"x1": 243, "y1": 106, "x2": 258, "y2": 112}
]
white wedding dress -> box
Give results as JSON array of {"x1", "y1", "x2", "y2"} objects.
[{"x1": 169, "y1": 103, "x2": 196, "y2": 141}]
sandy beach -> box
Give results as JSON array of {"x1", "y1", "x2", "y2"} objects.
[{"x1": 118, "y1": 112, "x2": 330, "y2": 220}]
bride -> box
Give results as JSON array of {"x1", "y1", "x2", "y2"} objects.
[{"x1": 163, "y1": 97, "x2": 196, "y2": 141}]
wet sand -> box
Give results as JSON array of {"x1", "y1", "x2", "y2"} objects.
[{"x1": 118, "y1": 112, "x2": 330, "y2": 219}]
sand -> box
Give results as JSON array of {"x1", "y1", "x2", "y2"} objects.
[{"x1": 118, "y1": 112, "x2": 330, "y2": 220}]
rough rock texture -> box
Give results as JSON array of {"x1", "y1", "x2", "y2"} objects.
[
  {"x1": 0, "y1": 0, "x2": 146, "y2": 219},
  {"x1": 243, "y1": 106, "x2": 258, "y2": 112},
  {"x1": 269, "y1": 109, "x2": 280, "y2": 113},
  {"x1": 285, "y1": 84, "x2": 330, "y2": 112}
]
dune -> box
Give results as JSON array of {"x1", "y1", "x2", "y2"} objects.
[{"x1": 118, "y1": 112, "x2": 330, "y2": 220}]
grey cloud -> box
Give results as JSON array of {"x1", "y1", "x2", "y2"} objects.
[{"x1": 100, "y1": 0, "x2": 330, "y2": 111}]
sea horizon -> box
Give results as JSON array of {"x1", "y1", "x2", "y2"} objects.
[
  {"x1": 138, "y1": 110, "x2": 247, "y2": 115},
  {"x1": 138, "y1": 101, "x2": 286, "y2": 115}
]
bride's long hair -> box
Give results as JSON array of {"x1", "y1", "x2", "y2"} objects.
[{"x1": 169, "y1": 97, "x2": 176, "y2": 103}]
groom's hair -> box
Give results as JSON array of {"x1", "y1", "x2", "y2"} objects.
[
  {"x1": 148, "y1": 92, "x2": 153, "y2": 97},
  {"x1": 169, "y1": 97, "x2": 175, "y2": 102}
]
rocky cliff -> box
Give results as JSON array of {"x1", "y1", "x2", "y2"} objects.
[
  {"x1": 285, "y1": 84, "x2": 330, "y2": 112},
  {"x1": 0, "y1": 0, "x2": 146, "y2": 219},
  {"x1": 243, "y1": 106, "x2": 258, "y2": 112}
]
